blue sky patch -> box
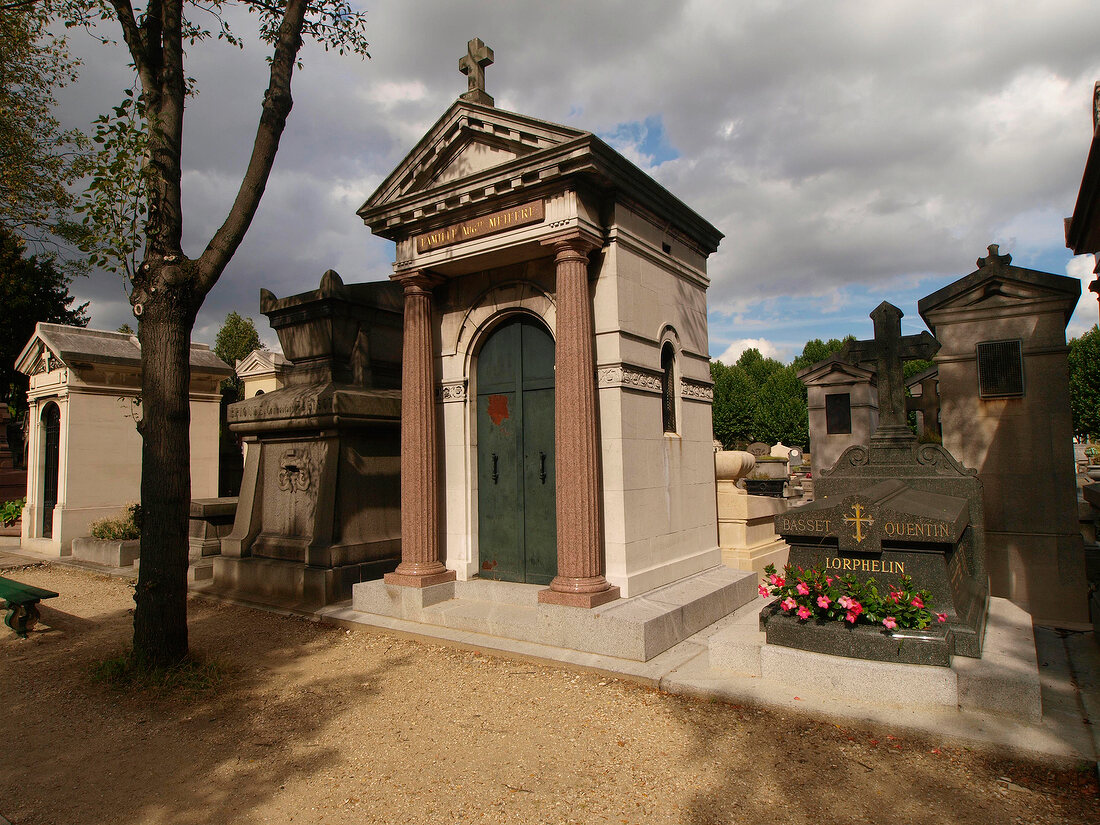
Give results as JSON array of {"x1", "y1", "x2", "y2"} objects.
[{"x1": 600, "y1": 115, "x2": 680, "y2": 166}]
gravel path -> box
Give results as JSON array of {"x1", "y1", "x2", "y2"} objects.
[{"x1": 1, "y1": 564, "x2": 1097, "y2": 825}]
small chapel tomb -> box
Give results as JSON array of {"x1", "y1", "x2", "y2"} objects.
[{"x1": 16, "y1": 323, "x2": 231, "y2": 556}]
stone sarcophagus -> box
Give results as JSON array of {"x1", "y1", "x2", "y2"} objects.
[{"x1": 210, "y1": 270, "x2": 404, "y2": 608}]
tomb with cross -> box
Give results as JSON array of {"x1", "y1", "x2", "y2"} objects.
[
  {"x1": 762, "y1": 302, "x2": 989, "y2": 665},
  {"x1": 839, "y1": 301, "x2": 939, "y2": 447}
]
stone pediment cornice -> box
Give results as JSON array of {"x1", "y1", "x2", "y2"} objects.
[
  {"x1": 359, "y1": 103, "x2": 723, "y2": 256},
  {"x1": 918, "y1": 248, "x2": 1081, "y2": 328}
]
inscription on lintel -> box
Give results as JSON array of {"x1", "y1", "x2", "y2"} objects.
[{"x1": 415, "y1": 200, "x2": 545, "y2": 253}]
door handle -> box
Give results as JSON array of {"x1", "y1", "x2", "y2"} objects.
[
  {"x1": 539, "y1": 451, "x2": 547, "y2": 484},
  {"x1": 491, "y1": 453, "x2": 498, "y2": 484}
]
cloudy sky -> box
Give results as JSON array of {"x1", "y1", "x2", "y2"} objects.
[{"x1": 55, "y1": 0, "x2": 1100, "y2": 363}]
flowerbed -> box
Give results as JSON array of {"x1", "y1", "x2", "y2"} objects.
[{"x1": 760, "y1": 562, "x2": 946, "y2": 631}]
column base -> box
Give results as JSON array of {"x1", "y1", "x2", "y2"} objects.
[
  {"x1": 538, "y1": 585, "x2": 621, "y2": 609},
  {"x1": 384, "y1": 568, "x2": 457, "y2": 588}
]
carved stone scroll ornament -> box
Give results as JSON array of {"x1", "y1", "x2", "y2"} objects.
[
  {"x1": 597, "y1": 364, "x2": 663, "y2": 394},
  {"x1": 277, "y1": 448, "x2": 312, "y2": 492},
  {"x1": 437, "y1": 380, "x2": 468, "y2": 403},
  {"x1": 680, "y1": 378, "x2": 714, "y2": 401}
]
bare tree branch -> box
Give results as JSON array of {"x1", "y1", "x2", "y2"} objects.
[{"x1": 195, "y1": 0, "x2": 307, "y2": 292}]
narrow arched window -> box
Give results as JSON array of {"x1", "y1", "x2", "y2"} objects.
[{"x1": 661, "y1": 342, "x2": 677, "y2": 434}]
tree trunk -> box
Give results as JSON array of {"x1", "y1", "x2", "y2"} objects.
[{"x1": 131, "y1": 285, "x2": 196, "y2": 665}]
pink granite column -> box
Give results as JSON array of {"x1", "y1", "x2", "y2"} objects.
[
  {"x1": 539, "y1": 236, "x2": 620, "y2": 608},
  {"x1": 384, "y1": 272, "x2": 455, "y2": 588}
]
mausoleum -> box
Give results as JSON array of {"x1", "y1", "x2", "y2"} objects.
[
  {"x1": 16, "y1": 323, "x2": 231, "y2": 555},
  {"x1": 354, "y1": 39, "x2": 724, "y2": 607}
]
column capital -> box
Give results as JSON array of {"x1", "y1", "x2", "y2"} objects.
[
  {"x1": 392, "y1": 270, "x2": 445, "y2": 295},
  {"x1": 541, "y1": 229, "x2": 604, "y2": 263}
]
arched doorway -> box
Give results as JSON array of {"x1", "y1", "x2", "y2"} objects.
[
  {"x1": 476, "y1": 317, "x2": 556, "y2": 584},
  {"x1": 40, "y1": 403, "x2": 60, "y2": 538}
]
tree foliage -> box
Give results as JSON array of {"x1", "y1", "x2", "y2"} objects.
[
  {"x1": 1069, "y1": 325, "x2": 1100, "y2": 439},
  {"x1": 213, "y1": 311, "x2": 262, "y2": 401},
  {"x1": 0, "y1": 228, "x2": 89, "y2": 412},
  {"x1": 712, "y1": 339, "x2": 855, "y2": 451},
  {"x1": 0, "y1": 2, "x2": 89, "y2": 256},
  {"x1": 48, "y1": 0, "x2": 370, "y2": 665}
]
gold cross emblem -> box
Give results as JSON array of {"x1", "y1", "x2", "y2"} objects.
[{"x1": 844, "y1": 503, "x2": 874, "y2": 543}]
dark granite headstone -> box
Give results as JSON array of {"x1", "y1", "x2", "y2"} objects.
[{"x1": 761, "y1": 302, "x2": 989, "y2": 665}]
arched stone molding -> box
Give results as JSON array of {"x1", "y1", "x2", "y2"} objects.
[
  {"x1": 453, "y1": 279, "x2": 557, "y2": 378},
  {"x1": 657, "y1": 325, "x2": 682, "y2": 432}
]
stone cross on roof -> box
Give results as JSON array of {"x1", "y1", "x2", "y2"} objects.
[
  {"x1": 459, "y1": 37, "x2": 495, "y2": 107},
  {"x1": 841, "y1": 301, "x2": 940, "y2": 446}
]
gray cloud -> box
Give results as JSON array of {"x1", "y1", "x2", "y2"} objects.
[{"x1": 53, "y1": 1, "x2": 1100, "y2": 349}]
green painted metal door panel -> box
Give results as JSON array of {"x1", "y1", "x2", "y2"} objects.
[{"x1": 476, "y1": 318, "x2": 556, "y2": 583}]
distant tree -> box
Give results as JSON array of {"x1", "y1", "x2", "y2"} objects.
[
  {"x1": 711, "y1": 361, "x2": 758, "y2": 448},
  {"x1": 118, "y1": 323, "x2": 136, "y2": 334},
  {"x1": 0, "y1": 3, "x2": 88, "y2": 256},
  {"x1": 1069, "y1": 325, "x2": 1100, "y2": 440},
  {"x1": 213, "y1": 312, "x2": 263, "y2": 402},
  {"x1": 0, "y1": 228, "x2": 89, "y2": 413},
  {"x1": 733, "y1": 347, "x2": 784, "y2": 387},
  {"x1": 752, "y1": 367, "x2": 808, "y2": 448},
  {"x1": 790, "y1": 336, "x2": 854, "y2": 373}
]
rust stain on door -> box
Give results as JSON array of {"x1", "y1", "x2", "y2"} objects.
[{"x1": 487, "y1": 394, "x2": 510, "y2": 426}]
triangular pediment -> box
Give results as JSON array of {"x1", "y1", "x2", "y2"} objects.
[
  {"x1": 360, "y1": 100, "x2": 589, "y2": 213},
  {"x1": 918, "y1": 254, "x2": 1081, "y2": 326},
  {"x1": 235, "y1": 348, "x2": 285, "y2": 377},
  {"x1": 15, "y1": 339, "x2": 62, "y2": 377},
  {"x1": 798, "y1": 356, "x2": 876, "y2": 386}
]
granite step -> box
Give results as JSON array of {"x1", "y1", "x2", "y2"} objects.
[{"x1": 352, "y1": 565, "x2": 759, "y2": 662}]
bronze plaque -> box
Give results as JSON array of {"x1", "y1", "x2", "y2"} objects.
[{"x1": 415, "y1": 200, "x2": 545, "y2": 253}]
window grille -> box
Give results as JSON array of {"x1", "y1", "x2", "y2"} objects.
[
  {"x1": 976, "y1": 340, "x2": 1024, "y2": 398},
  {"x1": 661, "y1": 343, "x2": 677, "y2": 434}
]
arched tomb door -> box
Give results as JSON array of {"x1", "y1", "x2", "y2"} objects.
[
  {"x1": 41, "y1": 403, "x2": 60, "y2": 538},
  {"x1": 476, "y1": 317, "x2": 556, "y2": 584}
]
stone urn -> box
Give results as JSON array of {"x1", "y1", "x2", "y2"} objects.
[{"x1": 715, "y1": 450, "x2": 755, "y2": 483}]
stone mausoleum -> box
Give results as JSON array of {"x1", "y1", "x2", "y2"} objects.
[
  {"x1": 17, "y1": 323, "x2": 231, "y2": 555},
  {"x1": 354, "y1": 39, "x2": 724, "y2": 609}
]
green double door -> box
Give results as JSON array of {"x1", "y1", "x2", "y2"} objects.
[{"x1": 476, "y1": 318, "x2": 557, "y2": 584}]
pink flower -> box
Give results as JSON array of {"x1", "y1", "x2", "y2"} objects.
[
  {"x1": 837, "y1": 596, "x2": 852, "y2": 609},
  {"x1": 797, "y1": 606, "x2": 812, "y2": 620},
  {"x1": 848, "y1": 601, "x2": 863, "y2": 616},
  {"x1": 769, "y1": 574, "x2": 785, "y2": 587},
  {"x1": 758, "y1": 584, "x2": 770, "y2": 597},
  {"x1": 781, "y1": 597, "x2": 797, "y2": 611},
  {"x1": 816, "y1": 595, "x2": 831, "y2": 609},
  {"x1": 825, "y1": 576, "x2": 834, "y2": 585},
  {"x1": 910, "y1": 595, "x2": 924, "y2": 608},
  {"x1": 845, "y1": 611, "x2": 857, "y2": 624},
  {"x1": 883, "y1": 617, "x2": 898, "y2": 630},
  {"x1": 888, "y1": 590, "x2": 901, "y2": 602},
  {"x1": 936, "y1": 612, "x2": 947, "y2": 623},
  {"x1": 796, "y1": 581, "x2": 810, "y2": 596}
]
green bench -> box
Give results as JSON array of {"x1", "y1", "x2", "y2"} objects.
[{"x1": 0, "y1": 576, "x2": 58, "y2": 638}]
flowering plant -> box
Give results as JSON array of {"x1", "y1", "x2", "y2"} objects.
[{"x1": 760, "y1": 563, "x2": 946, "y2": 631}]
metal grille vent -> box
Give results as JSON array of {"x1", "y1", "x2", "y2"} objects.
[
  {"x1": 976, "y1": 340, "x2": 1024, "y2": 398},
  {"x1": 661, "y1": 343, "x2": 677, "y2": 434}
]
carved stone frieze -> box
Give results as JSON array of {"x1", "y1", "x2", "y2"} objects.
[
  {"x1": 438, "y1": 380, "x2": 468, "y2": 403},
  {"x1": 681, "y1": 378, "x2": 714, "y2": 402},
  {"x1": 597, "y1": 364, "x2": 662, "y2": 394}
]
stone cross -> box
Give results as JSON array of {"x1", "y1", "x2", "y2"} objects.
[
  {"x1": 841, "y1": 302, "x2": 939, "y2": 444},
  {"x1": 459, "y1": 37, "x2": 495, "y2": 107},
  {"x1": 906, "y1": 373, "x2": 941, "y2": 442}
]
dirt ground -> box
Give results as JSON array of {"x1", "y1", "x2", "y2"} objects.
[{"x1": 1, "y1": 565, "x2": 1097, "y2": 825}]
